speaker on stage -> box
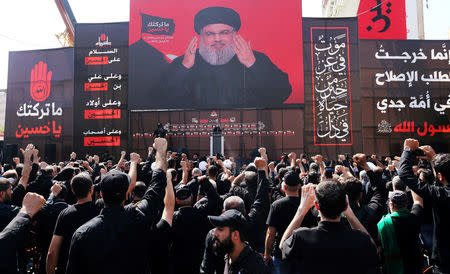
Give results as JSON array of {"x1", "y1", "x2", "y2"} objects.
[
  {"x1": 45, "y1": 144, "x2": 56, "y2": 164},
  {"x1": 5, "y1": 144, "x2": 18, "y2": 163}
]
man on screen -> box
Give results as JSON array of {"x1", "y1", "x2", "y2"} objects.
[{"x1": 166, "y1": 6, "x2": 292, "y2": 109}]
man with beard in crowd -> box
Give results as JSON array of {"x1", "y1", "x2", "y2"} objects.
[
  {"x1": 208, "y1": 209, "x2": 270, "y2": 273},
  {"x1": 166, "y1": 6, "x2": 292, "y2": 109}
]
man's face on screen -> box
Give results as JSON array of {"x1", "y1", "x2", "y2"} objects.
[{"x1": 199, "y1": 23, "x2": 236, "y2": 65}]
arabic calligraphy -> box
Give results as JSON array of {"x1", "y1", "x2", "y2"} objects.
[
  {"x1": 84, "y1": 109, "x2": 121, "y2": 119},
  {"x1": 85, "y1": 98, "x2": 121, "y2": 108},
  {"x1": 83, "y1": 128, "x2": 122, "y2": 136},
  {"x1": 393, "y1": 121, "x2": 450, "y2": 137},
  {"x1": 16, "y1": 102, "x2": 63, "y2": 119},
  {"x1": 375, "y1": 43, "x2": 450, "y2": 65},
  {"x1": 312, "y1": 28, "x2": 352, "y2": 144},
  {"x1": 15, "y1": 121, "x2": 62, "y2": 138},
  {"x1": 84, "y1": 136, "x2": 120, "y2": 147}
]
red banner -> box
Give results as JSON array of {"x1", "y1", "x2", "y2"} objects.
[
  {"x1": 85, "y1": 56, "x2": 109, "y2": 65},
  {"x1": 84, "y1": 136, "x2": 120, "y2": 146},
  {"x1": 84, "y1": 109, "x2": 121, "y2": 119},
  {"x1": 84, "y1": 82, "x2": 108, "y2": 91},
  {"x1": 358, "y1": 0, "x2": 406, "y2": 39}
]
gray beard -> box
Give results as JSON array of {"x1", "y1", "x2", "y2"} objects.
[{"x1": 199, "y1": 38, "x2": 236, "y2": 65}]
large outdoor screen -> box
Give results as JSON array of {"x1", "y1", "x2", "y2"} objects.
[{"x1": 129, "y1": 0, "x2": 304, "y2": 110}]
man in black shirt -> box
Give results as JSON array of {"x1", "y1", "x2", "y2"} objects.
[
  {"x1": 280, "y1": 181, "x2": 377, "y2": 274},
  {"x1": 33, "y1": 183, "x2": 68, "y2": 274},
  {"x1": 265, "y1": 170, "x2": 318, "y2": 274},
  {"x1": 377, "y1": 190, "x2": 424, "y2": 274},
  {"x1": 46, "y1": 172, "x2": 100, "y2": 274},
  {"x1": 0, "y1": 192, "x2": 46, "y2": 274},
  {"x1": 398, "y1": 139, "x2": 450, "y2": 274},
  {"x1": 208, "y1": 209, "x2": 270, "y2": 274},
  {"x1": 170, "y1": 175, "x2": 219, "y2": 274},
  {"x1": 66, "y1": 139, "x2": 168, "y2": 274}
]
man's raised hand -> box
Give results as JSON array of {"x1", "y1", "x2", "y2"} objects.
[
  {"x1": 418, "y1": 145, "x2": 436, "y2": 161},
  {"x1": 254, "y1": 157, "x2": 267, "y2": 170},
  {"x1": 182, "y1": 36, "x2": 198, "y2": 69},
  {"x1": 130, "y1": 152, "x2": 140, "y2": 163},
  {"x1": 153, "y1": 138, "x2": 167, "y2": 153},
  {"x1": 232, "y1": 34, "x2": 256, "y2": 68},
  {"x1": 20, "y1": 192, "x2": 46, "y2": 218},
  {"x1": 299, "y1": 183, "x2": 316, "y2": 211}
]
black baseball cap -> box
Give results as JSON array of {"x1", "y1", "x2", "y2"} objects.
[
  {"x1": 175, "y1": 185, "x2": 192, "y2": 200},
  {"x1": 284, "y1": 170, "x2": 300, "y2": 186},
  {"x1": 100, "y1": 169, "x2": 130, "y2": 196},
  {"x1": 208, "y1": 209, "x2": 247, "y2": 231},
  {"x1": 389, "y1": 190, "x2": 408, "y2": 208}
]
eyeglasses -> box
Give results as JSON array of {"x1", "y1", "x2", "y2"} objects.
[{"x1": 202, "y1": 29, "x2": 234, "y2": 37}]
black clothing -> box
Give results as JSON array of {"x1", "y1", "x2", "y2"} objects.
[
  {"x1": 282, "y1": 221, "x2": 378, "y2": 274},
  {"x1": 27, "y1": 173, "x2": 53, "y2": 199},
  {"x1": 171, "y1": 179, "x2": 219, "y2": 274},
  {"x1": 224, "y1": 245, "x2": 270, "y2": 274},
  {"x1": 201, "y1": 170, "x2": 270, "y2": 272},
  {"x1": 0, "y1": 213, "x2": 31, "y2": 274},
  {"x1": 53, "y1": 201, "x2": 100, "y2": 274},
  {"x1": 201, "y1": 229, "x2": 226, "y2": 274},
  {"x1": 148, "y1": 219, "x2": 171, "y2": 274},
  {"x1": 398, "y1": 151, "x2": 450, "y2": 273},
  {"x1": 266, "y1": 196, "x2": 318, "y2": 259},
  {"x1": 66, "y1": 169, "x2": 167, "y2": 274},
  {"x1": 33, "y1": 195, "x2": 68, "y2": 273},
  {"x1": 166, "y1": 50, "x2": 292, "y2": 109},
  {"x1": 350, "y1": 170, "x2": 388, "y2": 240},
  {"x1": 388, "y1": 204, "x2": 424, "y2": 274},
  {"x1": 0, "y1": 201, "x2": 20, "y2": 231}
]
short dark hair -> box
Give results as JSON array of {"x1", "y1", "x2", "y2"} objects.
[
  {"x1": 208, "y1": 165, "x2": 219, "y2": 177},
  {"x1": 70, "y1": 172, "x2": 93, "y2": 199},
  {"x1": 307, "y1": 171, "x2": 320, "y2": 185},
  {"x1": 168, "y1": 158, "x2": 177, "y2": 169},
  {"x1": 244, "y1": 171, "x2": 257, "y2": 186},
  {"x1": 224, "y1": 196, "x2": 246, "y2": 214},
  {"x1": 0, "y1": 178, "x2": 11, "y2": 192},
  {"x1": 132, "y1": 181, "x2": 147, "y2": 199},
  {"x1": 315, "y1": 180, "x2": 347, "y2": 219},
  {"x1": 392, "y1": 176, "x2": 406, "y2": 191},
  {"x1": 278, "y1": 167, "x2": 288, "y2": 181},
  {"x1": 418, "y1": 168, "x2": 434, "y2": 184},
  {"x1": 432, "y1": 153, "x2": 450, "y2": 183},
  {"x1": 343, "y1": 177, "x2": 362, "y2": 202}
]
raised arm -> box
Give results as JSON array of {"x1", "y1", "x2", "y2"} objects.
[
  {"x1": 161, "y1": 169, "x2": 175, "y2": 226},
  {"x1": 280, "y1": 184, "x2": 316, "y2": 250},
  {"x1": 138, "y1": 138, "x2": 168, "y2": 224},
  {"x1": 126, "y1": 153, "x2": 140, "y2": 197}
]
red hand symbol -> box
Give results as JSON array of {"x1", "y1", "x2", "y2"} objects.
[{"x1": 30, "y1": 61, "x2": 52, "y2": 102}]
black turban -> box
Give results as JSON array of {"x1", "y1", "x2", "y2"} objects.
[{"x1": 194, "y1": 6, "x2": 241, "y2": 34}]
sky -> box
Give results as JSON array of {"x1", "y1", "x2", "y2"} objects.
[{"x1": 0, "y1": 0, "x2": 447, "y2": 90}]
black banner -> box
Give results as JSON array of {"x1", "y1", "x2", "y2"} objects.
[
  {"x1": 130, "y1": 109, "x2": 304, "y2": 159},
  {"x1": 74, "y1": 23, "x2": 129, "y2": 157},
  {"x1": 302, "y1": 18, "x2": 362, "y2": 155},
  {"x1": 5, "y1": 48, "x2": 74, "y2": 162},
  {"x1": 360, "y1": 40, "x2": 450, "y2": 154}
]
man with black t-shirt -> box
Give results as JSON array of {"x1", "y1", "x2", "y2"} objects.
[
  {"x1": 46, "y1": 172, "x2": 100, "y2": 274},
  {"x1": 264, "y1": 170, "x2": 318, "y2": 274}
]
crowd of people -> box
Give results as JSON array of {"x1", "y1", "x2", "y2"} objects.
[{"x1": 0, "y1": 138, "x2": 449, "y2": 274}]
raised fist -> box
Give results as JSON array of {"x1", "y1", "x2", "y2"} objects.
[
  {"x1": 404, "y1": 138, "x2": 419, "y2": 151},
  {"x1": 258, "y1": 147, "x2": 266, "y2": 155},
  {"x1": 352, "y1": 153, "x2": 367, "y2": 166},
  {"x1": 20, "y1": 192, "x2": 46, "y2": 218},
  {"x1": 30, "y1": 61, "x2": 52, "y2": 102},
  {"x1": 50, "y1": 183, "x2": 62, "y2": 196},
  {"x1": 288, "y1": 152, "x2": 296, "y2": 160},
  {"x1": 130, "y1": 152, "x2": 140, "y2": 163},
  {"x1": 153, "y1": 138, "x2": 167, "y2": 152},
  {"x1": 254, "y1": 157, "x2": 267, "y2": 170}
]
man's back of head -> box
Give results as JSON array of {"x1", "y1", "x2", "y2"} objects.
[
  {"x1": 432, "y1": 153, "x2": 450, "y2": 185},
  {"x1": 315, "y1": 180, "x2": 347, "y2": 219},
  {"x1": 100, "y1": 170, "x2": 130, "y2": 207},
  {"x1": 392, "y1": 176, "x2": 406, "y2": 191},
  {"x1": 223, "y1": 196, "x2": 245, "y2": 215},
  {"x1": 343, "y1": 177, "x2": 362, "y2": 203},
  {"x1": 208, "y1": 165, "x2": 219, "y2": 179},
  {"x1": 71, "y1": 172, "x2": 93, "y2": 201}
]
